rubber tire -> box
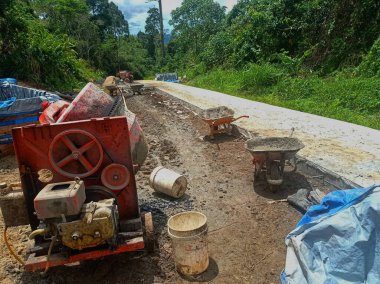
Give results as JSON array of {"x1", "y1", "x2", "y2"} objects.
[{"x1": 268, "y1": 163, "x2": 281, "y2": 193}]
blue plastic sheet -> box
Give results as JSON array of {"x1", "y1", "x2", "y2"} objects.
[
  {"x1": 0, "y1": 115, "x2": 39, "y2": 126},
  {"x1": 0, "y1": 78, "x2": 17, "y2": 85},
  {"x1": 281, "y1": 185, "x2": 380, "y2": 284},
  {"x1": 0, "y1": 97, "x2": 16, "y2": 108},
  {"x1": 0, "y1": 134, "x2": 13, "y2": 144},
  {"x1": 0, "y1": 84, "x2": 60, "y2": 117}
]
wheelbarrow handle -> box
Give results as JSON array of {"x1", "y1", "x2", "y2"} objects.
[{"x1": 231, "y1": 115, "x2": 249, "y2": 122}]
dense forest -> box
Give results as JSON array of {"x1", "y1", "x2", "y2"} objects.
[
  {"x1": 0, "y1": 0, "x2": 150, "y2": 89},
  {"x1": 0, "y1": 0, "x2": 379, "y2": 128}
]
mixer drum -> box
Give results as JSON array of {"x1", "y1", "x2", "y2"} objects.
[{"x1": 53, "y1": 83, "x2": 148, "y2": 168}]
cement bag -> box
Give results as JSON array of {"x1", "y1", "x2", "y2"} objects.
[
  {"x1": 281, "y1": 185, "x2": 380, "y2": 284},
  {"x1": 56, "y1": 83, "x2": 148, "y2": 168},
  {"x1": 102, "y1": 76, "x2": 117, "y2": 88}
]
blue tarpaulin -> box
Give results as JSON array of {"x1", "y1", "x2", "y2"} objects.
[
  {"x1": 281, "y1": 185, "x2": 380, "y2": 284},
  {"x1": 0, "y1": 97, "x2": 16, "y2": 109},
  {"x1": 0, "y1": 115, "x2": 39, "y2": 126},
  {"x1": 0, "y1": 84, "x2": 60, "y2": 117}
]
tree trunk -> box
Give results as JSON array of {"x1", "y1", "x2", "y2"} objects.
[{"x1": 158, "y1": 0, "x2": 165, "y2": 60}]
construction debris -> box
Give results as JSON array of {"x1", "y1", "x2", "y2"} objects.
[
  {"x1": 286, "y1": 188, "x2": 326, "y2": 213},
  {"x1": 0, "y1": 183, "x2": 28, "y2": 227}
]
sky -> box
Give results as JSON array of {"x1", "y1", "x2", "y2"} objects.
[{"x1": 112, "y1": 0, "x2": 238, "y2": 35}]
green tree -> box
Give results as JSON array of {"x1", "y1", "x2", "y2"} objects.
[
  {"x1": 86, "y1": 0, "x2": 129, "y2": 38},
  {"x1": 0, "y1": 0, "x2": 97, "y2": 90},
  {"x1": 169, "y1": 0, "x2": 226, "y2": 56},
  {"x1": 148, "y1": 0, "x2": 165, "y2": 59},
  {"x1": 144, "y1": 7, "x2": 160, "y2": 59},
  {"x1": 32, "y1": 0, "x2": 100, "y2": 61}
]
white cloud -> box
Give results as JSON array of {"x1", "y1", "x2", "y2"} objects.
[{"x1": 225, "y1": 0, "x2": 237, "y2": 10}]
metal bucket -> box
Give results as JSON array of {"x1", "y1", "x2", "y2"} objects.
[
  {"x1": 167, "y1": 211, "x2": 209, "y2": 276},
  {"x1": 149, "y1": 166, "x2": 187, "y2": 198}
]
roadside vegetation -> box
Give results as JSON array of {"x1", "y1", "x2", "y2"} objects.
[
  {"x1": 1, "y1": 0, "x2": 379, "y2": 129},
  {"x1": 0, "y1": 0, "x2": 150, "y2": 91},
  {"x1": 185, "y1": 64, "x2": 380, "y2": 129},
  {"x1": 163, "y1": 0, "x2": 380, "y2": 130}
]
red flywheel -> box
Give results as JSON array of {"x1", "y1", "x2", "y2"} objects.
[
  {"x1": 101, "y1": 163, "x2": 131, "y2": 190},
  {"x1": 49, "y1": 129, "x2": 104, "y2": 178}
]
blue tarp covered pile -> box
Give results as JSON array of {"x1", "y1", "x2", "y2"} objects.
[
  {"x1": 0, "y1": 82, "x2": 60, "y2": 116},
  {"x1": 281, "y1": 185, "x2": 380, "y2": 283},
  {"x1": 155, "y1": 73, "x2": 179, "y2": 83},
  {"x1": 0, "y1": 81, "x2": 60, "y2": 151}
]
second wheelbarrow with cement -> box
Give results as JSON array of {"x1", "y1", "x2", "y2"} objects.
[
  {"x1": 245, "y1": 137, "x2": 304, "y2": 192},
  {"x1": 201, "y1": 106, "x2": 249, "y2": 138}
]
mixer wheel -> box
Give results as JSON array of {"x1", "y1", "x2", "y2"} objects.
[
  {"x1": 49, "y1": 129, "x2": 104, "y2": 178},
  {"x1": 142, "y1": 212, "x2": 155, "y2": 253}
]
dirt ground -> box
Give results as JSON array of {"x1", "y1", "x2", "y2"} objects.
[{"x1": 0, "y1": 91, "x2": 330, "y2": 283}]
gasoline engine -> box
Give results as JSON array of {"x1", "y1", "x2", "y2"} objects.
[{"x1": 30, "y1": 179, "x2": 119, "y2": 251}]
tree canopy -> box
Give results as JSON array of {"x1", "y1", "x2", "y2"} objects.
[
  {"x1": 165, "y1": 0, "x2": 380, "y2": 74},
  {"x1": 169, "y1": 0, "x2": 226, "y2": 55},
  {"x1": 0, "y1": 0, "x2": 149, "y2": 90},
  {"x1": 1, "y1": 0, "x2": 380, "y2": 92}
]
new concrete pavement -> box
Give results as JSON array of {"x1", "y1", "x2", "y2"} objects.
[{"x1": 141, "y1": 80, "x2": 380, "y2": 188}]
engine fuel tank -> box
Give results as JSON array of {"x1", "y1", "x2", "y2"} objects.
[{"x1": 34, "y1": 180, "x2": 85, "y2": 219}]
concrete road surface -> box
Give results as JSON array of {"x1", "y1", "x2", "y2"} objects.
[{"x1": 140, "y1": 80, "x2": 380, "y2": 188}]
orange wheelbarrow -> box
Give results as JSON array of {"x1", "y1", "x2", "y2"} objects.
[{"x1": 201, "y1": 106, "x2": 249, "y2": 138}]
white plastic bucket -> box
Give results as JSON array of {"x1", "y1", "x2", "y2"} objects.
[
  {"x1": 149, "y1": 166, "x2": 187, "y2": 198},
  {"x1": 167, "y1": 211, "x2": 209, "y2": 276}
]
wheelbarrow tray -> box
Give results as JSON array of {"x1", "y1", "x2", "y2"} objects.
[
  {"x1": 201, "y1": 106, "x2": 234, "y2": 122},
  {"x1": 246, "y1": 137, "x2": 304, "y2": 161},
  {"x1": 202, "y1": 116, "x2": 235, "y2": 125}
]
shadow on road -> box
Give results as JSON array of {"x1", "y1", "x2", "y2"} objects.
[{"x1": 253, "y1": 171, "x2": 312, "y2": 200}]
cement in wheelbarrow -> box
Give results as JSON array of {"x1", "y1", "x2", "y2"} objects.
[
  {"x1": 201, "y1": 106, "x2": 234, "y2": 120},
  {"x1": 246, "y1": 137, "x2": 305, "y2": 153}
]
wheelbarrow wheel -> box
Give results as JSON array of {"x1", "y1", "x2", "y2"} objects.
[
  {"x1": 269, "y1": 183, "x2": 280, "y2": 193},
  {"x1": 142, "y1": 212, "x2": 155, "y2": 253},
  {"x1": 268, "y1": 163, "x2": 282, "y2": 193}
]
